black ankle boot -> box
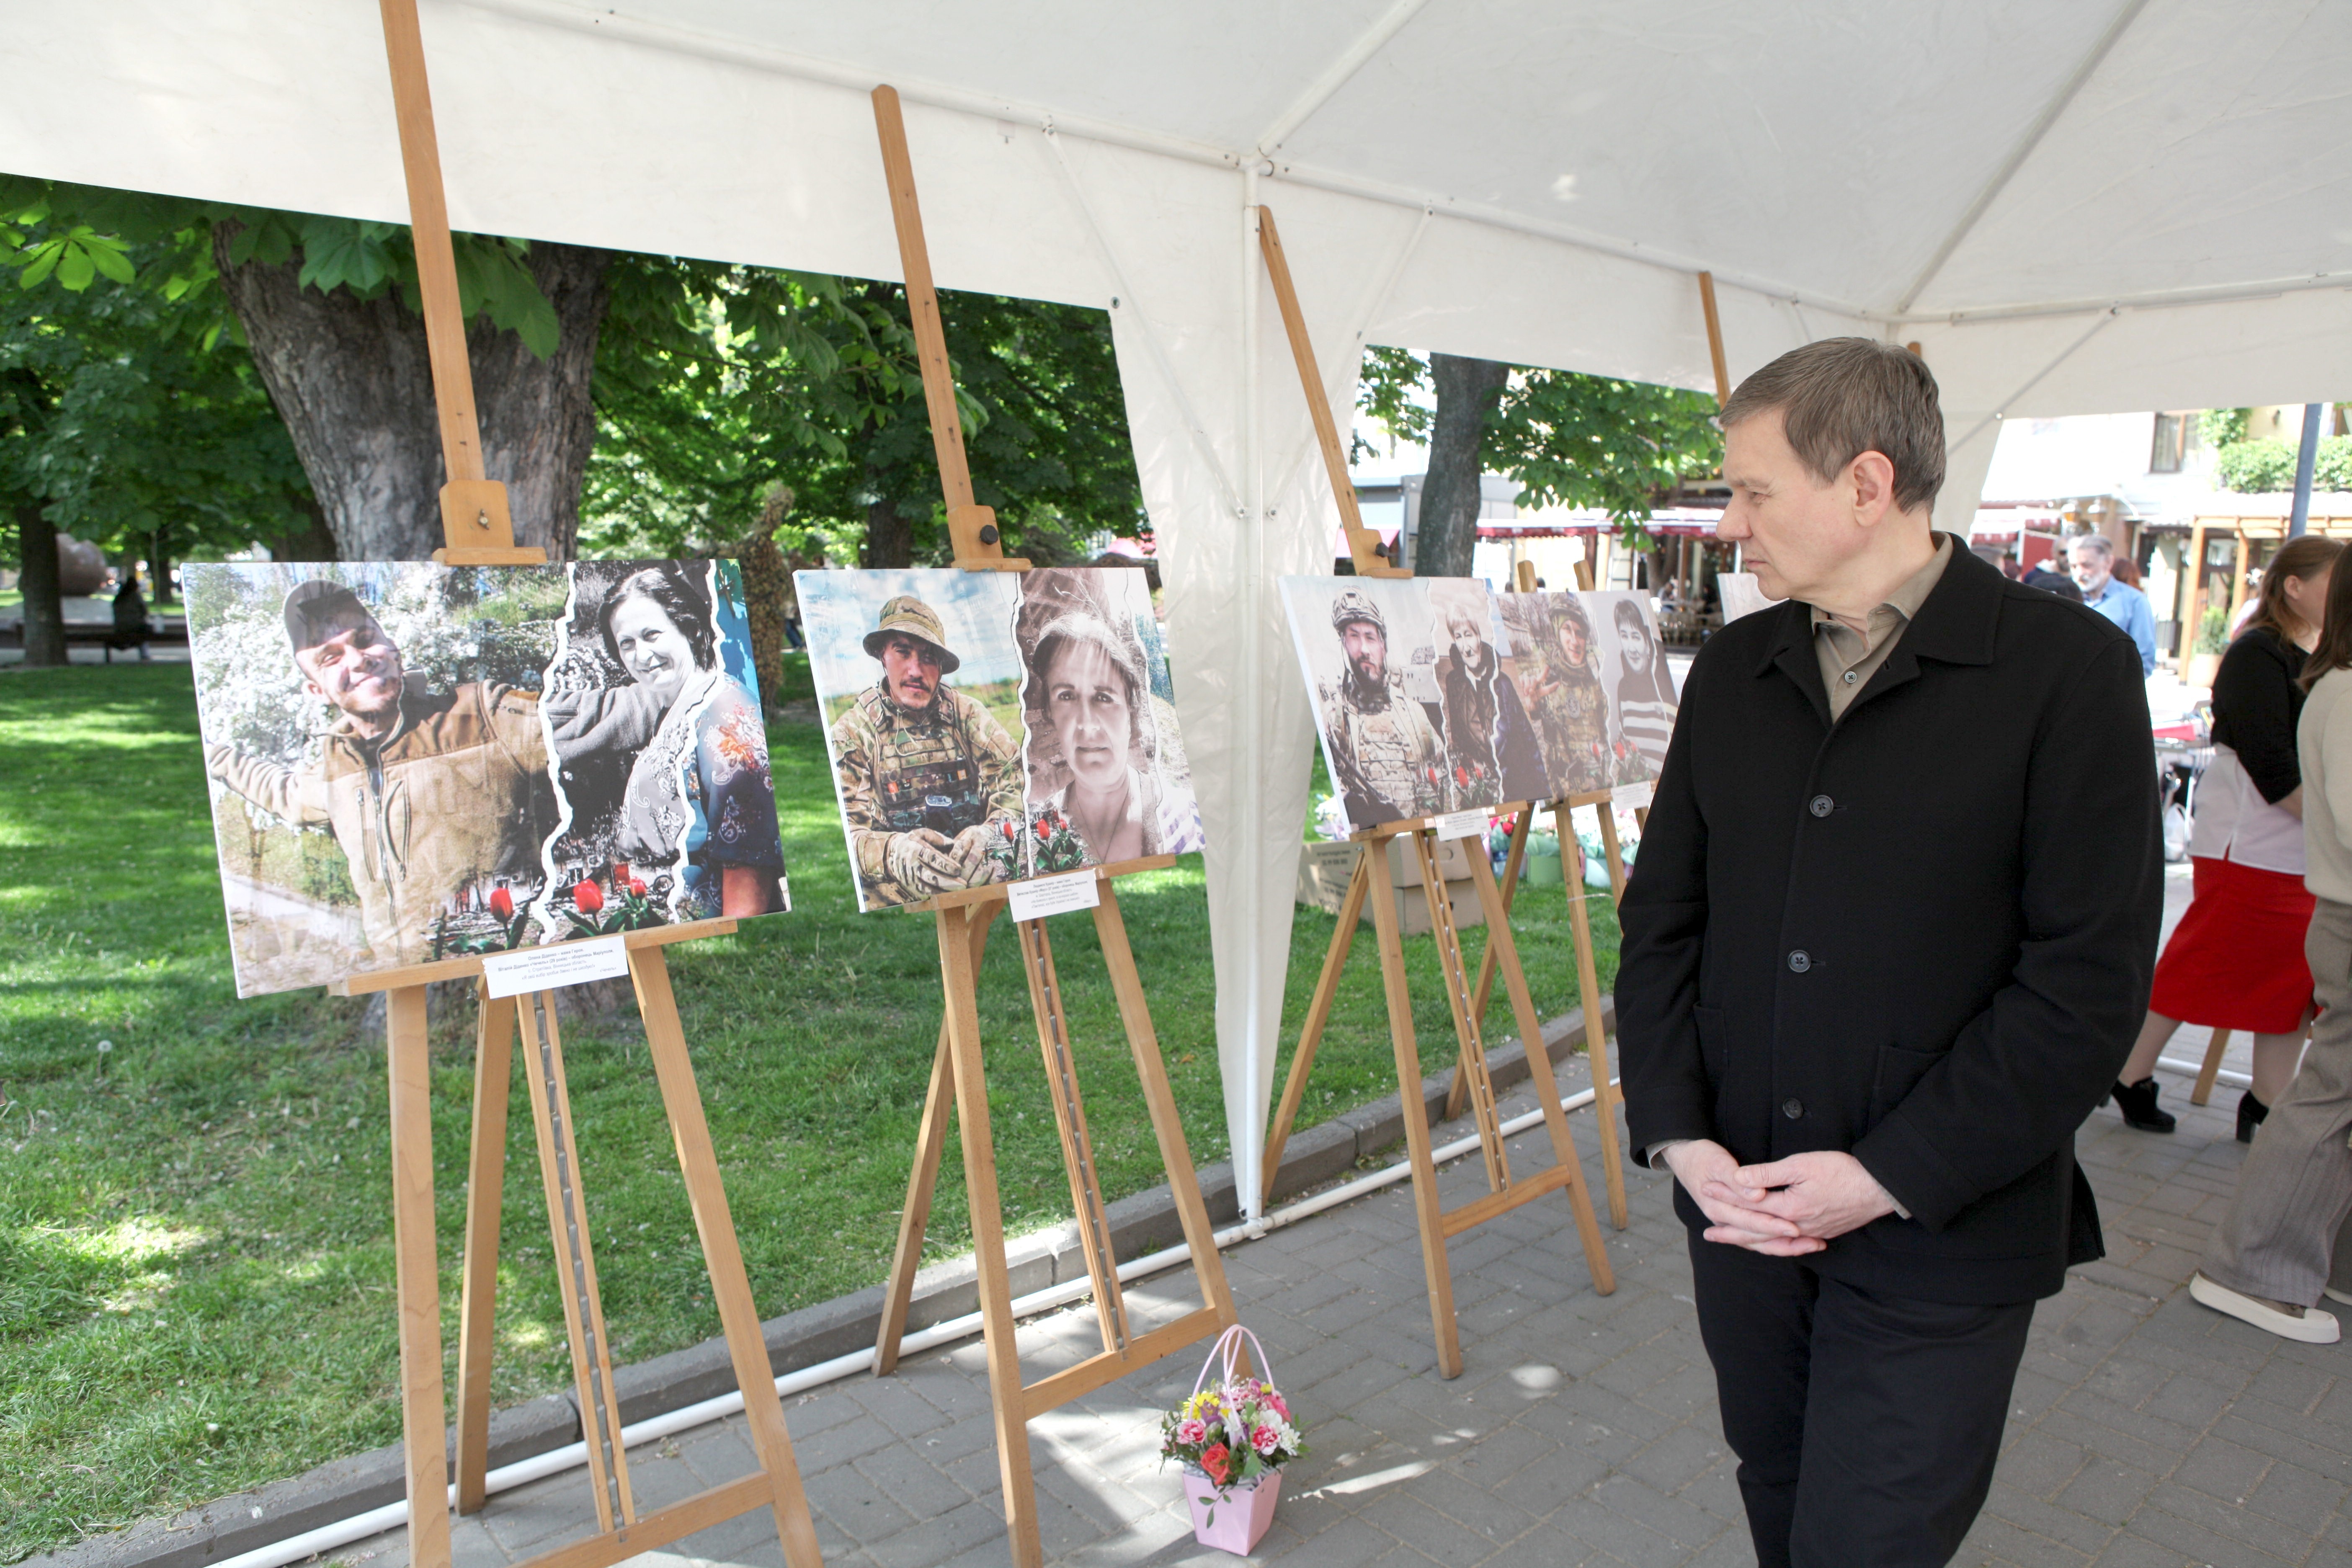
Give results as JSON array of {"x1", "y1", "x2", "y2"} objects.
[
  {"x1": 2112, "y1": 1077, "x2": 2176, "y2": 1132},
  {"x1": 2237, "y1": 1090, "x2": 2269, "y2": 1144}
]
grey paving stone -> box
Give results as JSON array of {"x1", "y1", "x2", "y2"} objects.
[{"x1": 152, "y1": 1035, "x2": 2352, "y2": 1568}]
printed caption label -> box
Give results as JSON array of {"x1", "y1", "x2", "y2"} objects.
[
  {"x1": 1434, "y1": 809, "x2": 1489, "y2": 842},
  {"x1": 481, "y1": 934, "x2": 631, "y2": 999},
  {"x1": 1005, "y1": 867, "x2": 1102, "y2": 923},
  {"x1": 1612, "y1": 781, "x2": 1655, "y2": 810}
]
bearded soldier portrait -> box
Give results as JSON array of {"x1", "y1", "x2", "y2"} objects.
[
  {"x1": 1321, "y1": 589, "x2": 1447, "y2": 824},
  {"x1": 828, "y1": 593, "x2": 1022, "y2": 905}
]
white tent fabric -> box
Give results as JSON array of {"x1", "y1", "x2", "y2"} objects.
[{"x1": 14, "y1": 0, "x2": 2352, "y2": 1213}]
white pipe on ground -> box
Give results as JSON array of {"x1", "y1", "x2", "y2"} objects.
[{"x1": 206, "y1": 1081, "x2": 1614, "y2": 1568}]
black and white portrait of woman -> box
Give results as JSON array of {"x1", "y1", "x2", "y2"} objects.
[
  {"x1": 545, "y1": 561, "x2": 785, "y2": 918},
  {"x1": 1599, "y1": 591, "x2": 1679, "y2": 783},
  {"x1": 1014, "y1": 567, "x2": 1203, "y2": 871}
]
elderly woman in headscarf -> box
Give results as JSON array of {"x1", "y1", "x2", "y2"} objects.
[
  {"x1": 1024, "y1": 609, "x2": 1197, "y2": 864},
  {"x1": 546, "y1": 564, "x2": 782, "y2": 918}
]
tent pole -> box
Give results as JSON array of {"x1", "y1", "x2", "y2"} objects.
[
  {"x1": 1238, "y1": 163, "x2": 1267, "y2": 1222},
  {"x1": 1697, "y1": 272, "x2": 1730, "y2": 406},
  {"x1": 2292, "y1": 403, "x2": 2323, "y2": 538}
]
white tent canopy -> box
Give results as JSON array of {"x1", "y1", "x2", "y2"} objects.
[{"x1": 15, "y1": 0, "x2": 2352, "y2": 1211}]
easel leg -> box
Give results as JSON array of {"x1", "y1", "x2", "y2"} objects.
[
  {"x1": 1414, "y1": 832, "x2": 1511, "y2": 1196},
  {"x1": 386, "y1": 984, "x2": 453, "y2": 1568},
  {"x1": 1261, "y1": 848, "x2": 1370, "y2": 1208},
  {"x1": 1364, "y1": 834, "x2": 1463, "y2": 1380},
  {"x1": 2191, "y1": 1026, "x2": 2233, "y2": 1106},
  {"x1": 1594, "y1": 801, "x2": 1631, "y2": 904},
  {"x1": 1018, "y1": 916, "x2": 1130, "y2": 1355},
  {"x1": 632, "y1": 947, "x2": 824, "y2": 1568},
  {"x1": 1093, "y1": 886, "x2": 1243, "y2": 1336},
  {"x1": 453, "y1": 985, "x2": 518, "y2": 1514},
  {"x1": 1452, "y1": 804, "x2": 1535, "y2": 1122},
  {"x1": 517, "y1": 992, "x2": 634, "y2": 1532},
  {"x1": 1468, "y1": 856, "x2": 1615, "y2": 1295},
  {"x1": 877, "y1": 903, "x2": 1000, "y2": 1374},
  {"x1": 933, "y1": 904, "x2": 1044, "y2": 1568},
  {"x1": 1562, "y1": 830, "x2": 1629, "y2": 1229}
]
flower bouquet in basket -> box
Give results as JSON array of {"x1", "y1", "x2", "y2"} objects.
[{"x1": 1160, "y1": 1326, "x2": 1302, "y2": 1555}]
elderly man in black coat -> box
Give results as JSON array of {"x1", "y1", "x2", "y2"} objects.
[{"x1": 1618, "y1": 338, "x2": 2161, "y2": 1568}]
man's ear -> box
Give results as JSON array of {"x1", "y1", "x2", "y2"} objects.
[{"x1": 1848, "y1": 450, "x2": 1899, "y2": 529}]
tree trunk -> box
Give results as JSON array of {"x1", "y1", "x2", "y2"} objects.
[
  {"x1": 279, "y1": 495, "x2": 340, "y2": 563},
  {"x1": 148, "y1": 526, "x2": 177, "y2": 604},
  {"x1": 863, "y1": 484, "x2": 913, "y2": 569},
  {"x1": 213, "y1": 224, "x2": 612, "y2": 560},
  {"x1": 1416, "y1": 353, "x2": 1509, "y2": 578},
  {"x1": 15, "y1": 500, "x2": 65, "y2": 665},
  {"x1": 735, "y1": 522, "x2": 789, "y2": 710}
]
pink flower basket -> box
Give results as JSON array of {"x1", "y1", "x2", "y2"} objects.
[
  {"x1": 1162, "y1": 1325, "x2": 1299, "y2": 1555},
  {"x1": 1182, "y1": 1467, "x2": 1282, "y2": 1555}
]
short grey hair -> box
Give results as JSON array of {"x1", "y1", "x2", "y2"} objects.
[
  {"x1": 1720, "y1": 338, "x2": 1946, "y2": 513},
  {"x1": 2066, "y1": 534, "x2": 2115, "y2": 562}
]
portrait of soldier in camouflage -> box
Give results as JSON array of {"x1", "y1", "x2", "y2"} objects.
[
  {"x1": 1317, "y1": 587, "x2": 1448, "y2": 825},
  {"x1": 824, "y1": 592, "x2": 1023, "y2": 907}
]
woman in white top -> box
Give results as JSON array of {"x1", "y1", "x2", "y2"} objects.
[
  {"x1": 2111, "y1": 536, "x2": 2339, "y2": 1138},
  {"x1": 2188, "y1": 550, "x2": 2352, "y2": 1344}
]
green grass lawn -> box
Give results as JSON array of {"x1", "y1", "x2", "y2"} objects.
[{"x1": 0, "y1": 663, "x2": 1619, "y2": 1563}]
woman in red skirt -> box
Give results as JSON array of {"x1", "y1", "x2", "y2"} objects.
[{"x1": 2116, "y1": 535, "x2": 2340, "y2": 1138}]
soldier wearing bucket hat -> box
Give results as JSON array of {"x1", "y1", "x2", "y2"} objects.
[
  {"x1": 1320, "y1": 587, "x2": 1446, "y2": 825},
  {"x1": 829, "y1": 593, "x2": 1022, "y2": 904}
]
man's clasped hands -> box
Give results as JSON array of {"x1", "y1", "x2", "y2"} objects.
[
  {"x1": 1659, "y1": 1140, "x2": 1903, "y2": 1256},
  {"x1": 885, "y1": 823, "x2": 1010, "y2": 894}
]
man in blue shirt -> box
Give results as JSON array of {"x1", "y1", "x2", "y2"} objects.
[{"x1": 2070, "y1": 534, "x2": 2156, "y2": 675}]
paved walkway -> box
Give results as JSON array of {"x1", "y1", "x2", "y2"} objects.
[{"x1": 324, "y1": 1011, "x2": 2349, "y2": 1568}]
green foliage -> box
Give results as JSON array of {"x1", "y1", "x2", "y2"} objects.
[
  {"x1": 2213, "y1": 434, "x2": 2352, "y2": 494},
  {"x1": 584, "y1": 271, "x2": 1141, "y2": 565},
  {"x1": 1, "y1": 176, "x2": 561, "y2": 359},
  {"x1": 2200, "y1": 407, "x2": 2249, "y2": 447},
  {"x1": 2197, "y1": 603, "x2": 2230, "y2": 655},
  {"x1": 0, "y1": 226, "x2": 314, "y2": 570},
  {"x1": 1357, "y1": 347, "x2": 1721, "y2": 545}
]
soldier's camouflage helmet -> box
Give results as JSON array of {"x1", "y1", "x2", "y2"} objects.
[
  {"x1": 863, "y1": 594, "x2": 961, "y2": 674},
  {"x1": 1331, "y1": 590, "x2": 1386, "y2": 634}
]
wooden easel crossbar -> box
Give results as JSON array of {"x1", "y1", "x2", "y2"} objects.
[
  {"x1": 358, "y1": 6, "x2": 823, "y2": 1566},
  {"x1": 863, "y1": 86, "x2": 1238, "y2": 1568}
]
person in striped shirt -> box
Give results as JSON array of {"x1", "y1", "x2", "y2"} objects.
[{"x1": 1612, "y1": 596, "x2": 1679, "y2": 781}]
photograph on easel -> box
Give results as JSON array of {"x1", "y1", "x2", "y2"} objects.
[
  {"x1": 186, "y1": 559, "x2": 789, "y2": 996},
  {"x1": 1013, "y1": 566, "x2": 1203, "y2": 867},
  {"x1": 1279, "y1": 574, "x2": 1453, "y2": 828},
  {"x1": 1583, "y1": 589, "x2": 1679, "y2": 785},
  {"x1": 798, "y1": 565, "x2": 1202, "y2": 911},
  {"x1": 1493, "y1": 588, "x2": 1612, "y2": 796}
]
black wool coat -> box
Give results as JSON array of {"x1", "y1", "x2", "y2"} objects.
[{"x1": 1617, "y1": 545, "x2": 2162, "y2": 1304}]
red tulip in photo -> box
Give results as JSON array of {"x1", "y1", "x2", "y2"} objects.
[
  {"x1": 628, "y1": 879, "x2": 648, "y2": 897},
  {"x1": 489, "y1": 887, "x2": 515, "y2": 920},
  {"x1": 573, "y1": 879, "x2": 605, "y2": 914}
]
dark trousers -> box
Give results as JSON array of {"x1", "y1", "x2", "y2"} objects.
[{"x1": 1688, "y1": 1235, "x2": 2035, "y2": 1568}]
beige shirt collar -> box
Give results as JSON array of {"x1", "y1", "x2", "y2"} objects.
[{"x1": 1808, "y1": 534, "x2": 1953, "y2": 720}]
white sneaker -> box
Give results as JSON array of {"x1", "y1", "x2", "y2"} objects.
[
  {"x1": 2325, "y1": 1285, "x2": 2352, "y2": 1306},
  {"x1": 2191, "y1": 1272, "x2": 2341, "y2": 1344}
]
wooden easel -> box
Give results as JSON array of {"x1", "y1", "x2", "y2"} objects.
[
  {"x1": 356, "y1": 7, "x2": 822, "y2": 1567},
  {"x1": 1253, "y1": 204, "x2": 1615, "y2": 1380},
  {"x1": 864, "y1": 87, "x2": 1240, "y2": 1568}
]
